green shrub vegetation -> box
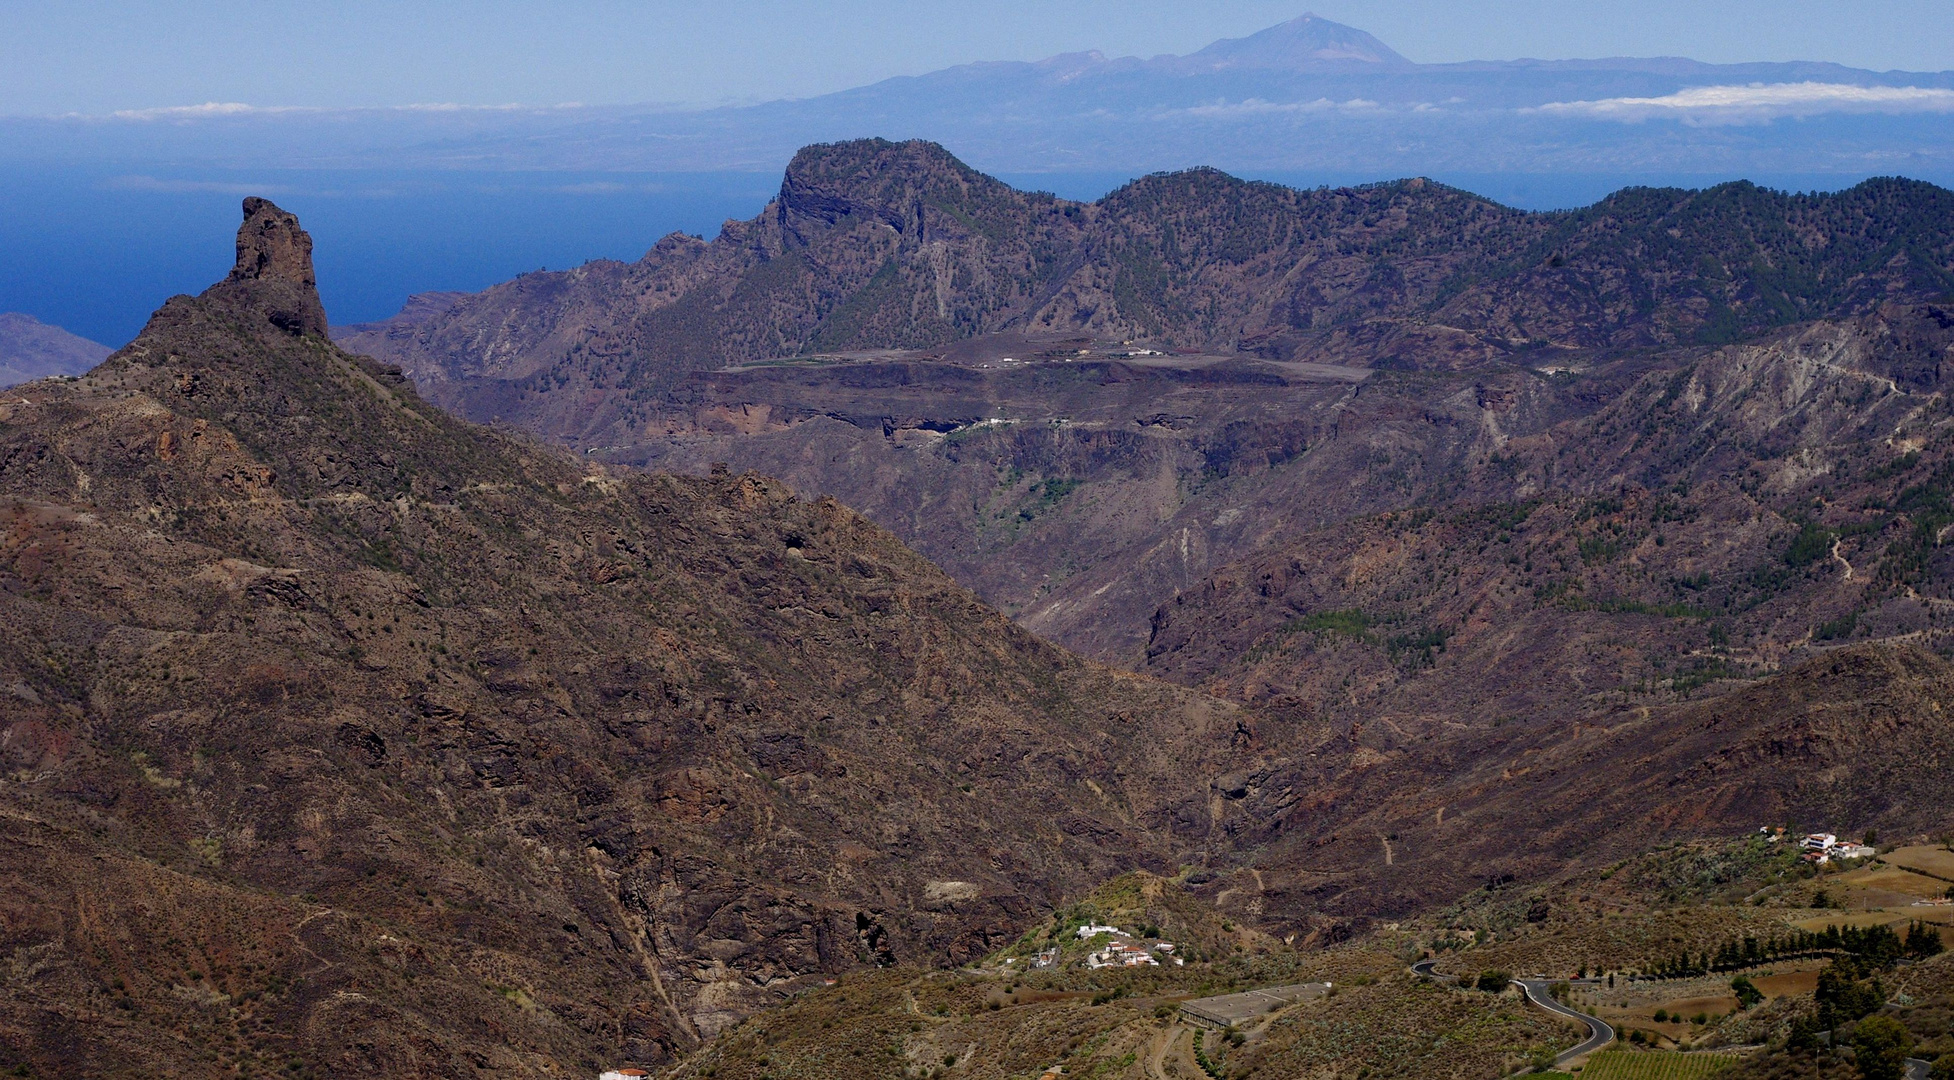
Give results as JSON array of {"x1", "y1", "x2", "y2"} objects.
[
  {"x1": 1850, "y1": 1015, "x2": 1915, "y2": 1080},
  {"x1": 1282, "y1": 609, "x2": 1373, "y2": 640},
  {"x1": 1579, "y1": 1049, "x2": 1734, "y2": 1079},
  {"x1": 1728, "y1": 975, "x2": 1761, "y2": 1009}
]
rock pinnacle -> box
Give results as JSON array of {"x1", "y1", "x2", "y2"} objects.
[{"x1": 224, "y1": 197, "x2": 328, "y2": 337}]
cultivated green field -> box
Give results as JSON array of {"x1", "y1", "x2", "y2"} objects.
[{"x1": 1578, "y1": 1050, "x2": 1735, "y2": 1079}]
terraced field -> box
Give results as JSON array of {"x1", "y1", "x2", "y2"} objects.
[
  {"x1": 1580, "y1": 1050, "x2": 1737, "y2": 1079},
  {"x1": 1884, "y1": 846, "x2": 1954, "y2": 884}
]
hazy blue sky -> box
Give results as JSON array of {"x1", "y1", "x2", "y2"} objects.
[{"x1": 4, "y1": 0, "x2": 1952, "y2": 114}]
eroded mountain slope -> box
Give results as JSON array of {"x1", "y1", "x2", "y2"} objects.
[
  {"x1": 344, "y1": 141, "x2": 1954, "y2": 420},
  {"x1": 337, "y1": 141, "x2": 1954, "y2": 663},
  {"x1": 1134, "y1": 304, "x2": 1954, "y2": 926},
  {"x1": 1145, "y1": 303, "x2": 1954, "y2": 718},
  {"x1": 0, "y1": 200, "x2": 1255, "y2": 1077},
  {"x1": 1171, "y1": 640, "x2": 1954, "y2": 936}
]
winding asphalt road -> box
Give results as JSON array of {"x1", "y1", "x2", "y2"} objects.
[
  {"x1": 1418, "y1": 965, "x2": 1934, "y2": 1075},
  {"x1": 1413, "y1": 963, "x2": 1615, "y2": 1066},
  {"x1": 1517, "y1": 980, "x2": 1615, "y2": 1065}
]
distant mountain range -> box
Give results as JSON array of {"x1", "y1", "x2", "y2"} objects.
[
  {"x1": 8, "y1": 14, "x2": 1954, "y2": 181},
  {"x1": 339, "y1": 137, "x2": 1954, "y2": 664},
  {"x1": 0, "y1": 312, "x2": 109, "y2": 387}
]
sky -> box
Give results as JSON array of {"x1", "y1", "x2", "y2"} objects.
[{"x1": 4, "y1": 0, "x2": 1953, "y2": 115}]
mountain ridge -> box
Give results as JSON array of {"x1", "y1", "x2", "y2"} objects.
[
  {"x1": 338, "y1": 141, "x2": 1954, "y2": 663},
  {"x1": 0, "y1": 312, "x2": 111, "y2": 388},
  {"x1": 342, "y1": 142, "x2": 1954, "y2": 402},
  {"x1": 0, "y1": 197, "x2": 1261, "y2": 1075}
]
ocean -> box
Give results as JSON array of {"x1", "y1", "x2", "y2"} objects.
[{"x1": 0, "y1": 166, "x2": 782, "y2": 348}]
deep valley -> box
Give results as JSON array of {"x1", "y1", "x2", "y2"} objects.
[{"x1": 3, "y1": 139, "x2": 1954, "y2": 1078}]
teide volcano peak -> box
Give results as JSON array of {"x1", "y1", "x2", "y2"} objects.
[{"x1": 1179, "y1": 12, "x2": 1412, "y2": 70}]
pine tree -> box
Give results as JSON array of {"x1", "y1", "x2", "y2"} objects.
[{"x1": 1906, "y1": 920, "x2": 1945, "y2": 959}]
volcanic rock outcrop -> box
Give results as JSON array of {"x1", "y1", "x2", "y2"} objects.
[
  {"x1": 0, "y1": 200, "x2": 1251, "y2": 1076},
  {"x1": 217, "y1": 195, "x2": 330, "y2": 338}
]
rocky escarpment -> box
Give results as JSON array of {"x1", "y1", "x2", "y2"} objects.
[
  {"x1": 342, "y1": 139, "x2": 1954, "y2": 426},
  {"x1": 339, "y1": 140, "x2": 1089, "y2": 408},
  {"x1": 0, "y1": 200, "x2": 1256, "y2": 1077},
  {"x1": 334, "y1": 141, "x2": 1954, "y2": 663}
]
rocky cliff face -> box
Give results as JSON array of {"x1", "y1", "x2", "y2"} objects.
[
  {"x1": 0, "y1": 200, "x2": 1254, "y2": 1077},
  {"x1": 339, "y1": 141, "x2": 1088, "y2": 407},
  {"x1": 215, "y1": 195, "x2": 330, "y2": 338},
  {"x1": 343, "y1": 141, "x2": 1954, "y2": 408}
]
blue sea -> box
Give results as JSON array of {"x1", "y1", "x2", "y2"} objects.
[
  {"x1": 0, "y1": 167, "x2": 782, "y2": 348},
  {"x1": 1, "y1": 165, "x2": 1930, "y2": 349}
]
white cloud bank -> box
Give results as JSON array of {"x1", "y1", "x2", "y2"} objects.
[
  {"x1": 1535, "y1": 82, "x2": 1954, "y2": 125},
  {"x1": 99, "y1": 101, "x2": 578, "y2": 122},
  {"x1": 1167, "y1": 97, "x2": 1381, "y2": 119}
]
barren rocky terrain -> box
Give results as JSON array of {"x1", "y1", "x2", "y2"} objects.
[
  {"x1": 7, "y1": 156, "x2": 1954, "y2": 1077},
  {"x1": 340, "y1": 139, "x2": 1954, "y2": 665},
  {"x1": 0, "y1": 200, "x2": 1256, "y2": 1076}
]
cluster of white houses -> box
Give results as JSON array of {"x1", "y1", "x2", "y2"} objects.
[
  {"x1": 1761, "y1": 827, "x2": 1876, "y2": 864},
  {"x1": 1072, "y1": 923, "x2": 1184, "y2": 970},
  {"x1": 1017, "y1": 923, "x2": 1187, "y2": 970}
]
